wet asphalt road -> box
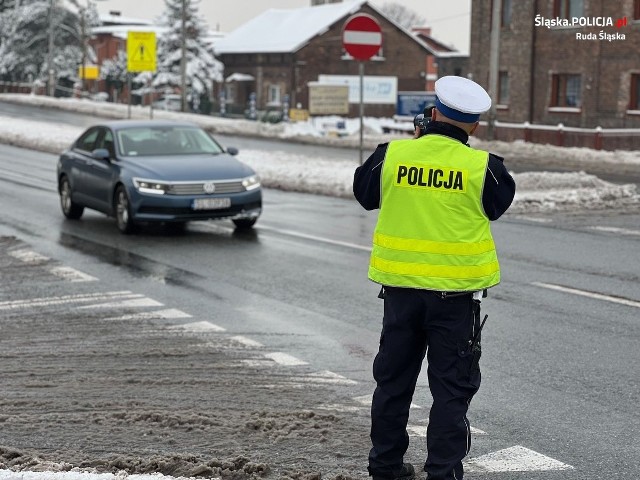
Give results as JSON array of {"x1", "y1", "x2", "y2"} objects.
[{"x1": 0, "y1": 105, "x2": 639, "y2": 478}]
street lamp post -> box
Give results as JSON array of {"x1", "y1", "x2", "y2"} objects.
[
  {"x1": 47, "y1": 0, "x2": 55, "y2": 96},
  {"x1": 180, "y1": 0, "x2": 187, "y2": 112},
  {"x1": 80, "y1": 4, "x2": 87, "y2": 96}
]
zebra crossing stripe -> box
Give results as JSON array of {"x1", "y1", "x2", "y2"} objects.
[
  {"x1": 230, "y1": 335, "x2": 264, "y2": 347},
  {"x1": 77, "y1": 297, "x2": 163, "y2": 309},
  {"x1": 264, "y1": 352, "x2": 308, "y2": 366},
  {"x1": 49, "y1": 266, "x2": 98, "y2": 282},
  {"x1": 167, "y1": 321, "x2": 226, "y2": 332},
  {"x1": 104, "y1": 309, "x2": 192, "y2": 321},
  {"x1": 464, "y1": 445, "x2": 574, "y2": 472},
  {"x1": 0, "y1": 291, "x2": 134, "y2": 310},
  {"x1": 8, "y1": 249, "x2": 49, "y2": 264},
  {"x1": 406, "y1": 424, "x2": 486, "y2": 437}
]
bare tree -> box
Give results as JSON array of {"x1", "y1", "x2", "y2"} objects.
[{"x1": 380, "y1": 2, "x2": 426, "y2": 29}]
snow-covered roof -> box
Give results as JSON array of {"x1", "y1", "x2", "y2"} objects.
[
  {"x1": 215, "y1": 0, "x2": 447, "y2": 57},
  {"x1": 215, "y1": 0, "x2": 367, "y2": 54},
  {"x1": 92, "y1": 25, "x2": 166, "y2": 40},
  {"x1": 226, "y1": 73, "x2": 255, "y2": 82},
  {"x1": 434, "y1": 51, "x2": 469, "y2": 59},
  {"x1": 98, "y1": 13, "x2": 153, "y2": 26}
]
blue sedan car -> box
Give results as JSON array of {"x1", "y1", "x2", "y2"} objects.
[{"x1": 57, "y1": 120, "x2": 261, "y2": 233}]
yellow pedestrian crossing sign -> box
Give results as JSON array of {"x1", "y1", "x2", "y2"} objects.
[{"x1": 127, "y1": 32, "x2": 157, "y2": 72}]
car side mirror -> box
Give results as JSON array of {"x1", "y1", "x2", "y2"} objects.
[
  {"x1": 226, "y1": 147, "x2": 239, "y2": 156},
  {"x1": 91, "y1": 148, "x2": 111, "y2": 161}
]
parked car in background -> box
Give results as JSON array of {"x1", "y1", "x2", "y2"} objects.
[
  {"x1": 56, "y1": 120, "x2": 261, "y2": 234},
  {"x1": 152, "y1": 94, "x2": 182, "y2": 112}
]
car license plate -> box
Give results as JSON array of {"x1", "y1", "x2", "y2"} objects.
[{"x1": 192, "y1": 197, "x2": 231, "y2": 210}]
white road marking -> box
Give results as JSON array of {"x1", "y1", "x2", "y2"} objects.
[
  {"x1": 297, "y1": 370, "x2": 358, "y2": 385},
  {"x1": 167, "y1": 321, "x2": 226, "y2": 333},
  {"x1": 240, "y1": 359, "x2": 275, "y2": 367},
  {"x1": 464, "y1": 445, "x2": 574, "y2": 472},
  {"x1": 8, "y1": 249, "x2": 50, "y2": 264},
  {"x1": 259, "y1": 371, "x2": 358, "y2": 388},
  {"x1": 513, "y1": 216, "x2": 552, "y2": 223},
  {"x1": 0, "y1": 291, "x2": 135, "y2": 310},
  {"x1": 230, "y1": 335, "x2": 264, "y2": 347},
  {"x1": 533, "y1": 282, "x2": 640, "y2": 309},
  {"x1": 104, "y1": 309, "x2": 192, "y2": 321},
  {"x1": 264, "y1": 352, "x2": 308, "y2": 366},
  {"x1": 49, "y1": 266, "x2": 98, "y2": 282},
  {"x1": 590, "y1": 225, "x2": 640, "y2": 236},
  {"x1": 257, "y1": 224, "x2": 371, "y2": 252},
  {"x1": 0, "y1": 469, "x2": 215, "y2": 480},
  {"x1": 77, "y1": 297, "x2": 163, "y2": 309},
  {"x1": 317, "y1": 404, "x2": 365, "y2": 413},
  {"x1": 407, "y1": 424, "x2": 486, "y2": 437},
  {"x1": 197, "y1": 221, "x2": 371, "y2": 252},
  {"x1": 353, "y1": 394, "x2": 421, "y2": 409},
  {"x1": 0, "y1": 168, "x2": 56, "y2": 192}
]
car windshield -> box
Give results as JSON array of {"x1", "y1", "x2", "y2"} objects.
[{"x1": 116, "y1": 126, "x2": 225, "y2": 156}]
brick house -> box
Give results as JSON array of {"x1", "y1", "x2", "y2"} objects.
[
  {"x1": 470, "y1": 0, "x2": 640, "y2": 148},
  {"x1": 214, "y1": 1, "x2": 448, "y2": 117}
]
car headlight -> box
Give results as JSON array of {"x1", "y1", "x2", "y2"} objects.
[
  {"x1": 242, "y1": 175, "x2": 260, "y2": 191},
  {"x1": 133, "y1": 178, "x2": 170, "y2": 195}
]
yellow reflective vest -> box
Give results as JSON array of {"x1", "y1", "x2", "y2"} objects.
[{"x1": 368, "y1": 134, "x2": 500, "y2": 291}]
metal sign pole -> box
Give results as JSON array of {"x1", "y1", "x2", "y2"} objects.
[
  {"x1": 127, "y1": 75, "x2": 132, "y2": 119},
  {"x1": 359, "y1": 61, "x2": 364, "y2": 165}
]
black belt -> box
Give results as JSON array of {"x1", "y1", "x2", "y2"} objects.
[
  {"x1": 435, "y1": 289, "x2": 488, "y2": 299},
  {"x1": 433, "y1": 290, "x2": 473, "y2": 299}
]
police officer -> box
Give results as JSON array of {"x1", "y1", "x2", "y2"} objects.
[{"x1": 353, "y1": 76, "x2": 516, "y2": 480}]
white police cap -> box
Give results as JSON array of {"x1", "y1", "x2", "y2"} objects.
[{"x1": 434, "y1": 76, "x2": 491, "y2": 123}]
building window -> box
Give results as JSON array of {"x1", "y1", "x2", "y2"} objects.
[
  {"x1": 489, "y1": 0, "x2": 512, "y2": 28},
  {"x1": 635, "y1": 0, "x2": 640, "y2": 20},
  {"x1": 268, "y1": 84, "x2": 281, "y2": 105},
  {"x1": 631, "y1": 74, "x2": 640, "y2": 110},
  {"x1": 502, "y1": 0, "x2": 512, "y2": 26},
  {"x1": 551, "y1": 74, "x2": 582, "y2": 108},
  {"x1": 224, "y1": 83, "x2": 236, "y2": 103},
  {"x1": 498, "y1": 71, "x2": 509, "y2": 104},
  {"x1": 554, "y1": 0, "x2": 584, "y2": 18}
]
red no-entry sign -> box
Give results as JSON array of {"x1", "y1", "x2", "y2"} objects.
[{"x1": 342, "y1": 14, "x2": 382, "y2": 61}]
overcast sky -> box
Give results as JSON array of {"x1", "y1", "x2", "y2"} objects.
[{"x1": 94, "y1": 0, "x2": 472, "y2": 53}]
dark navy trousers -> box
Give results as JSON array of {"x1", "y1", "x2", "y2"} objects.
[{"x1": 368, "y1": 286, "x2": 482, "y2": 480}]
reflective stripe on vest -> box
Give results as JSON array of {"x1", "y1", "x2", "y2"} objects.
[{"x1": 368, "y1": 134, "x2": 500, "y2": 291}]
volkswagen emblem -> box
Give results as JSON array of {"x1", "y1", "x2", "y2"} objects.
[{"x1": 203, "y1": 181, "x2": 216, "y2": 194}]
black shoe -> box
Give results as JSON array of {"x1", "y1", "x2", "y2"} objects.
[{"x1": 369, "y1": 462, "x2": 415, "y2": 480}]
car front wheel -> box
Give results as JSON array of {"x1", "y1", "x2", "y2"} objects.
[
  {"x1": 59, "y1": 176, "x2": 84, "y2": 219},
  {"x1": 115, "y1": 185, "x2": 135, "y2": 234}
]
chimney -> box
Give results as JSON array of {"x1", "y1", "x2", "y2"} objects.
[{"x1": 411, "y1": 27, "x2": 432, "y2": 37}]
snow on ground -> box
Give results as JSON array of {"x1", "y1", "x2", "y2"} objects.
[{"x1": 0, "y1": 94, "x2": 639, "y2": 212}]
